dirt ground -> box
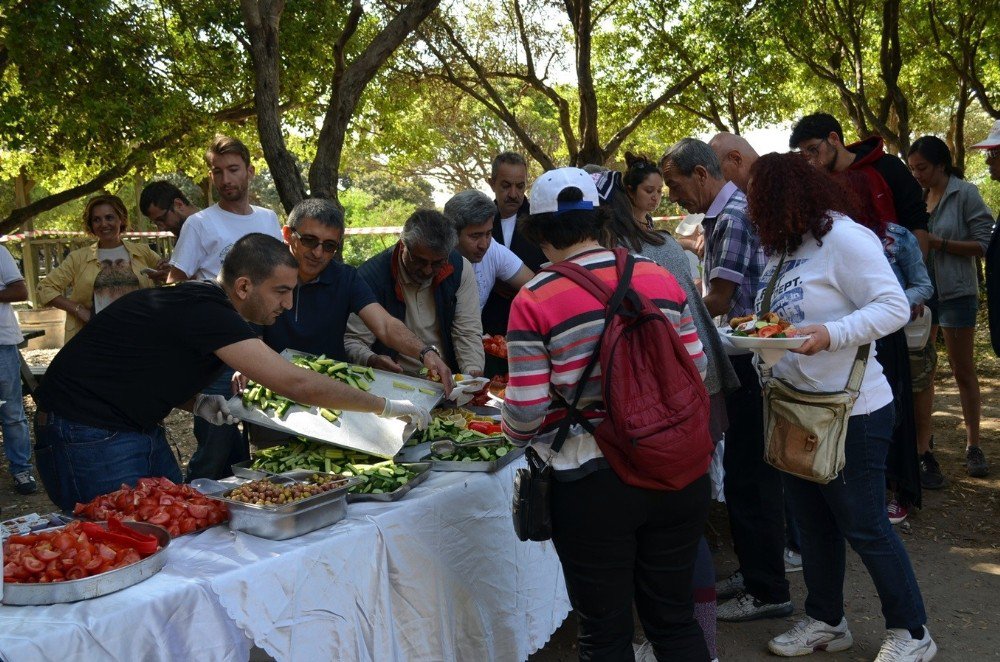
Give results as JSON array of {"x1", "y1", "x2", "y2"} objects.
[{"x1": 3, "y1": 338, "x2": 999, "y2": 660}]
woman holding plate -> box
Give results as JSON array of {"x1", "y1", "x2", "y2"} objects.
[{"x1": 746, "y1": 153, "x2": 935, "y2": 661}]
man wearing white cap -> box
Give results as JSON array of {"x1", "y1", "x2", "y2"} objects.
[{"x1": 972, "y1": 120, "x2": 1000, "y2": 355}]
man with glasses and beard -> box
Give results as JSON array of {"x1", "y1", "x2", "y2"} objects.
[
  {"x1": 789, "y1": 113, "x2": 929, "y2": 257},
  {"x1": 139, "y1": 181, "x2": 201, "y2": 238},
  {"x1": 164, "y1": 134, "x2": 283, "y2": 481},
  {"x1": 263, "y1": 198, "x2": 454, "y2": 392},
  {"x1": 344, "y1": 209, "x2": 485, "y2": 378}
]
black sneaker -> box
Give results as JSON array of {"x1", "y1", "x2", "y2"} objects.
[
  {"x1": 966, "y1": 446, "x2": 989, "y2": 478},
  {"x1": 920, "y1": 451, "x2": 947, "y2": 489},
  {"x1": 13, "y1": 470, "x2": 37, "y2": 495}
]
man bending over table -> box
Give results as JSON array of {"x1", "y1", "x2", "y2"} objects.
[{"x1": 33, "y1": 233, "x2": 431, "y2": 511}]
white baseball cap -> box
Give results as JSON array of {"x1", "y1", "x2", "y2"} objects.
[
  {"x1": 971, "y1": 119, "x2": 1000, "y2": 150},
  {"x1": 530, "y1": 167, "x2": 601, "y2": 214}
]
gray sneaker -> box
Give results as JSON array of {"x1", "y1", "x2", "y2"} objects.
[
  {"x1": 966, "y1": 446, "x2": 989, "y2": 478},
  {"x1": 715, "y1": 570, "x2": 744, "y2": 600},
  {"x1": 874, "y1": 627, "x2": 937, "y2": 661},
  {"x1": 717, "y1": 590, "x2": 794, "y2": 622},
  {"x1": 13, "y1": 470, "x2": 37, "y2": 495}
]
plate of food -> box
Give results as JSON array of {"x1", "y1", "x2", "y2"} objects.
[{"x1": 719, "y1": 312, "x2": 808, "y2": 365}]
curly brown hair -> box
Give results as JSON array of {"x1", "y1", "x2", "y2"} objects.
[{"x1": 747, "y1": 153, "x2": 860, "y2": 255}]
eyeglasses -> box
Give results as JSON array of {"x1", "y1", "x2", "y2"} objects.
[
  {"x1": 292, "y1": 230, "x2": 341, "y2": 253},
  {"x1": 152, "y1": 206, "x2": 173, "y2": 227},
  {"x1": 800, "y1": 139, "x2": 828, "y2": 158},
  {"x1": 402, "y1": 246, "x2": 448, "y2": 270}
]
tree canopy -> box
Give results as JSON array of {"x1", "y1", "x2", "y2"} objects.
[{"x1": 1, "y1": 0, "x2": 997, "y2": 232}]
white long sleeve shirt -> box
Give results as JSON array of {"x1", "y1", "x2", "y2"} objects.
[{"x1": 756, "y1": 214, "x2": 909, "y2": 415}]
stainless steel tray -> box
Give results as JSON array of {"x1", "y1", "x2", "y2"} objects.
[
  {"x1": 2, "y1": 522, "x2": 171, "y2": 606},
  {"x1": 231, "y1": 459, "x2": 274, "y2": 481},
  {"x1": 208, "y1": 472, "x2": 357, "y2": 514},
  {"x1": 227, "y1": 349, "x2": 445, "y2": 458},
  {"x1": 422, "y1": 439, "x2": 525, "y2": 473},
  {"x1": 207, "y1": 474, "x2": 360, "y2": 540},
  {"x1": 346, "y1": 462, "x2": 432, "y2": 503}
]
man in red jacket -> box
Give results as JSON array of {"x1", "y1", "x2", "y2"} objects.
[{"x1": 789, "y1": 113, "x2": 929, "y2": 257}]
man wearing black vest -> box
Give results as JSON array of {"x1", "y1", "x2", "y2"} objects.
[
  {"x1": 480, "y1": 152, "x2": 547, "y2": 336},
  {"x1": 344, "y1": 209, "x2": 485, "y2": 377}
]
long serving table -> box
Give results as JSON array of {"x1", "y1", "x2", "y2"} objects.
[{"x1": 0, "y1": 460, "x2": 571, "y2": 661}]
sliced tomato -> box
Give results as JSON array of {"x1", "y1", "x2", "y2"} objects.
[
  {"x1": 66, "y1": 567, "x2": 86, "y2": 580},
  {"x1": 146, "y1": 511, "x2": 171, "y2": 525},
  {"x1": 757, "y1": 325, "x2": 782, "y2": 338},
  {"x1": 34, "y1": 545, "x2": 61, "y2": 561},
  {"x1": 21, "y1": 555, "x2": 44, "y2": 574},
  {"x1": 187, "y1": 503, "x2": 210, "y2": 519}
]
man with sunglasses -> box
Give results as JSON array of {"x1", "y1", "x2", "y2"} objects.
[
  {"x1": 345, "y1": 209, "x2": 485, "y2": 378},
  {"x1": 263, "y1": 199, "x2": 454, "y2": 393},
  {"x1": 971, "y1": 120, "x2": 1000, "y2": 356},
  {"x1": 789, "y1": 113, "x2": 929, "y2": 257}
]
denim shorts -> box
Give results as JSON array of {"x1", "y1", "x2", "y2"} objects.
[{"x1": 931, "y1": 294, "x2": 978, "y2": 328}]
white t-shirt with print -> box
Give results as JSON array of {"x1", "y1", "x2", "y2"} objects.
[
  {"x1": 0, "y1": 246, "x2": 24, "y2": 346},
  {"x1": 170, "y1": 204, "x2": 282, "y2": 281},
  {"x1": 473, "y1": 239, "x2": 525, "y2": 308}
]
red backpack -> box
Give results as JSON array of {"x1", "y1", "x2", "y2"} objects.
[{"x1": 546, "y1": 248, "x2": 713, "y2": 490}]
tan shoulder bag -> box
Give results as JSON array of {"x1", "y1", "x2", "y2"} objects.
[{"x1": 758, "y1": 253, "x2": 869, "y2": 484}]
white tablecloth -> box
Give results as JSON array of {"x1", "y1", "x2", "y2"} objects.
[{"x1": 0, "y1": 461, "x2": 570, "y2": 662}]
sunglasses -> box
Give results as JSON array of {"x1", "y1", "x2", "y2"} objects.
[{"x1": 292, "y1": 230, "x2": 341, "y2": 253}]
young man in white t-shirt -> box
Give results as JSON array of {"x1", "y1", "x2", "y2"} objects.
[
  {"x1": 167, "y1": 135, "x2": 282, "y2": 283},
  {"x1": 443, "y1": 190, "x2": 533, "y2": 309},
  {"x1": 166, "y1": 134, "x2": 283, "y2": 481}
]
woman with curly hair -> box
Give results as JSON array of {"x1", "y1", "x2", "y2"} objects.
[
  {"x1": 747, "y1": 153, "x2": 936, "y2": 661},
  {"x1": 623, "y1": 152, "x2": 663, "y2": 230},
  {"x1": 37, "y1": 194, "x2": 162, "y2": 341}
]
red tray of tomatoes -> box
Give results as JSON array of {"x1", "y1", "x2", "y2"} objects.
[
  {"x1": 2, "y1": 519, "x2": 170, "y2": 605},
  {"x1": 73, "y1": 476, "x2": 229, "y2": 538}
]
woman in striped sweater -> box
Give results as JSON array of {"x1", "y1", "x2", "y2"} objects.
[{"x1": 501, "y1": 167, "x2": 711, "y2": 661}]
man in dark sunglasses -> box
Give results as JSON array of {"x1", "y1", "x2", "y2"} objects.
[{"x1": 263, "y1": 198, "x2": 454, "y2": 395}]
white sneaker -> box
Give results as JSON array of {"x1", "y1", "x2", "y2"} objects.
[
  {"x1": 784, "y1": 547, "x2": 803, "y2": 573},
  {"x1": 716, "y1": 570, "x2": 744, "y2": 600},
  {"x1": 768, "y1": 616, "x2": 853, "y2": 657},
  {"x1": 874, "y1": 627, "x2": 937, "y2": 661}
]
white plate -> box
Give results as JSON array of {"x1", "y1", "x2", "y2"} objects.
[{"x1": 718, "y1": 328, "x2": 807, "y2": 367}]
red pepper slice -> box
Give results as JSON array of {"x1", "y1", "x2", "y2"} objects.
[{"x1": 80, "y1": 522, "x2": 159, "y2": 556}]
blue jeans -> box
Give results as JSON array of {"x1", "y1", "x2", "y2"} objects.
[
  {"x1": 186, "y1": 369, "x2": 248, "y2": 481},
  {"x1": 783, "y1": 403, "x2": 927, "y2": 630},
  {"x1": 0, "y1": 344, "x2": 31, "y2": 474},
  {"x1": 34, "y1": 411, "x2": 182, "y2": 512}
]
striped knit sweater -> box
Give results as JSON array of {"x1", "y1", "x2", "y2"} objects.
[{"x1": 501, "y1": 248, "x2": 707, "y2": 480}]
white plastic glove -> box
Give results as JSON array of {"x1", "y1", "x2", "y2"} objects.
[
  {"x1": 194, "y1": 394, "x2": 240, "y2": 426},
  {"x1": 380, "y1": 398, "x2": 431, "y2": 431}
]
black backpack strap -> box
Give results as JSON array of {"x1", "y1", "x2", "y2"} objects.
[{"x1": 544, "y1": 251, "x2": 635, "y2": 453}]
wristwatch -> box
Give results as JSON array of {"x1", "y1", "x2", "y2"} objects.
[{"x1": 419, "y1": 345, "x2": 440, "y2": 362}]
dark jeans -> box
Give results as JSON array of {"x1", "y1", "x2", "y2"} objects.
[
  {"x1": 34, "y1": 411, "x2": 182, "y2": 512},
  {"x1": 186, "y1": 369, "x2": 248, "y2": 481},
  {"x1": 723, "y1": 353, "x2": 789, "y2": 603},
  {"x1": 551, "y1": 469, "x2": 711, "y2": 662},
  {"x1": 783, "y1": 403, "x2": 927, "y2": 630}
]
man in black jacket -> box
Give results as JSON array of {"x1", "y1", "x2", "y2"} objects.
[
  {"x1": 480, "y1": 152, "x2": 547, "y2": 335},
  {"x1": 790, "y1": 113, "x2": 930, "y2": 257}
]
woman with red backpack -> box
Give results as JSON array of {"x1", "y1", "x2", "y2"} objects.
[{"x1": 501, "y1": 167, "x2": 713, "y2": 660}]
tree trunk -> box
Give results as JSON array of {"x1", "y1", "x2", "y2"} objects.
[
  {"x1": 240, "y1": 0, "x2": 306, "y2": 214},
  {"x1": 309, "y1": 0, "x2": 441, "y2": 207}
]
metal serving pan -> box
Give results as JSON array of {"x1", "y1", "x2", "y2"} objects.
[
  {"x1": 227, "y1": 349, "x2": 445, "y2": 459},
  {"x1": 345, "y1": 462, "x2": 432, "y2": 503},
  {"x1": 422, "y1": 439, "x2": 525, "y2": 473},
  {"x1": 2, "y1": 522, "x2": 171, "y2": 606},
  {"x1": 206, "y1": 474, "x2": 359, "y2": 540}
]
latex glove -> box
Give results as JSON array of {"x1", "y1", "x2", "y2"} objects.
[
  {"x1": 231, "y1": 371, "x2": 249, "y2": 396},
  {"x1": 380, "y1": 398, "x2": 431, "y2": 431},
  {"x1": 194, "y1": 394, "x2": 240, "y2": 426}
]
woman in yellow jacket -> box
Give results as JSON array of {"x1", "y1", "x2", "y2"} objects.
[{"x1": 38, "y1": 195, "x2": 162, "y2": 341}]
